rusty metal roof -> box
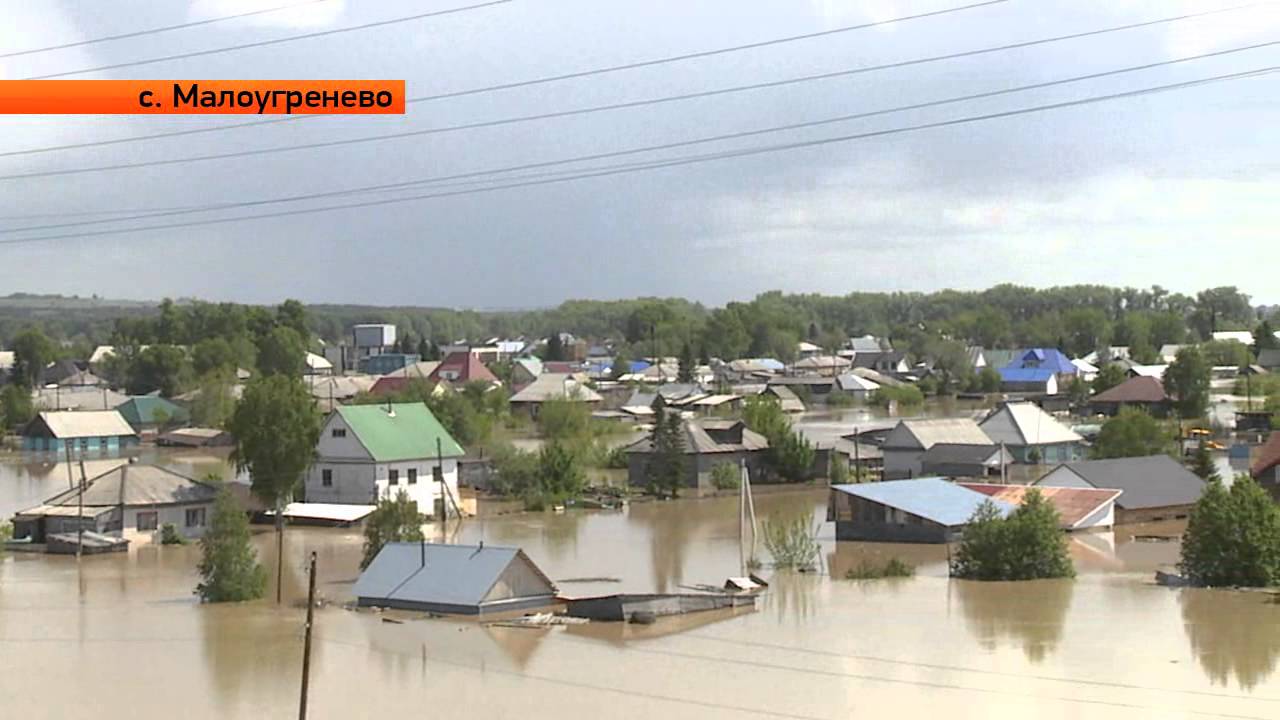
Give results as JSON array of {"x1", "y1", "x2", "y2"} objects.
[{"x1": 958, "y1": 483, "x2": 1122, "y2": 529}]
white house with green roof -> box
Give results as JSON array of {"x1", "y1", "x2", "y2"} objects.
[{"x1": 304, "y1": 403, "x2": 465, "y2": 517}]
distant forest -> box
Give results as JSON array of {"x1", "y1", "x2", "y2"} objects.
[{"x1": 0, "y1": 285, "x2": 1272, "y2": 363}]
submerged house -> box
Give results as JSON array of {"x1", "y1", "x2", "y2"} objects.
[
  {"x1": 958, "y1": 483, "x2": 1121, "y2": 530},
  {"x1": 303, "y1": 403, "x2": 465, "y2": 517},
  {"x1": 115, "y1": 396, "x2": 190, "y2": 432},
  {"x1": 354, "y1": 542, "x2": 558, "y2": 615},
  {"x1": 978, "y1": 401, "x2": 1084, "y2": 464},
  {"x1": 625, "y1": 419, "x2": 769, "y2": 493},
  {"x1": 919, "y1": 443, "x2": 1012, "y2": 479},
  {"x1": 508, "y1": 372, "x2": 602, "y2": 417},
  {"x1": 880, "y1": 418, "x2": 993, "y2": 480},
  {"x1": 12, "y1": 462, "x2": 218, "y2": 543},
  {"x1": 21, "y1": 410, "x2": 139, "y2": 453},
  {"x1": 828, "y1": 478, "x2": 1015, "y2": 543},
  {"x1": 1035, "y1": 454, "x2": 1205, "y2": 524}
]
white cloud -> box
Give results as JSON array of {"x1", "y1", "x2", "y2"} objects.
[{"x1": 186, "y1": 0, "x2": 346, "y2": 29}]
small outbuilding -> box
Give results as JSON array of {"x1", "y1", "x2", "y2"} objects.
[
  {"x1": 1089, "y1": 376, "x2": 1172, "y2": 417},
  {"x1": 354, "y1": 542, "x2": 558, "y2": 616},
  {"x1": 21, "y1": 410, "x2": 139, "y2": 453},
  {"x1": 828, "y1": 478, "x2": 1015, "y2": 543}
]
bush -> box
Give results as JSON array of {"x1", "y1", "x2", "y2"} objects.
[
  {"x1": 871, "y1": 384, "x2": 924, "y2": 408},
  {"x1": 845, "y1": 558, "x2": 915, "y2": 580},
  {"x1": 196, "y1": 488, "x2": 267, "y2": 603},
  {"x1": 361, "y1": 491, "x2": 424, "y2": 570},
  {"x1": 1092, "y1": 408, "x2": 1175, "y2": 459},
  {"x1": 710, "y1": 462, "x2": 740, "y2": 490},
  {"x1": 1180, "y1": 475, "x2": 1280, "y2": 587},
  {"x1": 762, "y1": 514, "x2": 820, "y2": 570},
  {"x1": 159, "y1": 523, "x2": 187, "y2": 545},
  {"x1": 603, "y1": 445, "x2": 629, "y2": 469},
  {"x1": 950, "y1": 490, "x2": 1074, "y2": 581}
]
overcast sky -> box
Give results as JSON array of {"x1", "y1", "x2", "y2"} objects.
[{"x1": 1, "y1": 0, "x2": 1278, "y2": 308}]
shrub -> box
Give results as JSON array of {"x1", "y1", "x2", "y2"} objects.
[
  {"x1": 845, "y1": 558, "x2": 915, "y2": 580},
  {"x1": 361, "y1": 491, "x2": 424, "y2": 570},
  {"x1": 762, "y1": 514, "x2": 820, "y2": 570},
  {"x1": 159, "y1": 523, "x2": 187, "y2": 545},
  {"x1": 1180, "y1": 475, "x2": 1280, "y2": 587},
  {"x1": 871, "y1": 384, "x2": 924, "y2": 408},
  {"x1": 950, "y1": 491, "x2": 1074, "y2": 581},
  {"x1": 710, "y1": 462, "x2": 740, "y2": 490},
  {"x1": 196, "y1": 488, "x2": 267, "y2": 603}
]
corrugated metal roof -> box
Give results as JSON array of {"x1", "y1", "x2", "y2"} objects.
[
  {"x1": 509, "y1": 373, "x2": 602, "y2": 403},
  {"x1": 42, "y1": 463, "x2": 217, "y2": 508},
  {"x1": 959, "y1": 483, "x2": 1121, "y2": 529},
  {"x1": 1005, "y1": 348, "x2": 1076, "y2": 374},
  {"x1": 115, "y1": 396, "x2": 189, "y2": 426},
  {"x1": 890, "y1": 418, "x2": 991, "y2": 449},
  {"x1": 999, "y1": 367, "x2": 1056, "y2": 383},
  {"x1": 1128, "y1": 364, "x2": 1168, "y2": 379},
  {"x1": 980, "y1": 402, "x2": 1082, "y2": 446},
  {"x1": 354, "y1": 542, "x2": 556, "y2": 608},
  {"x1": 1091, "y1": 376, "x2": 1168, "y2": 403},
  {"x1": 33, "y1": 410, "x2": 136, "y2": 439},
  {"x1": 626, "y1": 419, "x2": 769, "y2": 455},
  {"x1": 831, "y1": 478, "x2": 1015, "y2": 527},
  {"x1": 1037, "y1": 455, "x2": 1204, "y2": 510},
  {"x1": 1251, "y1": 433, "x2": 1280, "y2": 479},
  {"x1": 920, "y1": 443, "x2": 1002, "y2": 465},
  {"x1": 336, "y1": 403, "x2": 465, "y2": 461}
]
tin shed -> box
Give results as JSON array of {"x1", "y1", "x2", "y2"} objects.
[{"x1": 354, "y1": 542, "x2": 558, "y2": 615}]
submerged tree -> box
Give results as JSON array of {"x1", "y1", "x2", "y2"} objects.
[
  {"x1": 1165, "y1": 346, "x2": 1211, "y2": 419},
  {"x1": 1188, "y1": 440, "x2": 1221, "y2": 482},
  {"x1": 646, "y1": 405, "x2": 686, "y2": 498},
  {"x1": 951, "y1": 491, "x2": 1074, "y2": 581},
  {"x1": 361, "y1": 491, "x2": 424, "y2": 570},
  {"x1": 1181, "y1": 475, "x2": 1280, "y2": 588},
  {"x1": 196, "y1": 486, "x2": 267, "y2": 603},
  {"x1": 1092, "y1": 408, "x2": 1174, "y2": 459}
]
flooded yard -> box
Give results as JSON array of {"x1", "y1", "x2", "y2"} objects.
[{"x1": 4, "y1": 484, "x2": 1280, "y2": 719}]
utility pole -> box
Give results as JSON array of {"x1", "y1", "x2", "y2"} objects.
[
  {"x1": 298, "y1": 551, "x2": 317, "y2": 720},
  {"x1": 436, "y1": 436, "x2": 446, "y2": 543},
  {"x1": 77, "y1": 459, "x2": 87, "y2": 558}
]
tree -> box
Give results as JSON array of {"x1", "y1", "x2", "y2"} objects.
[
  {"x1": 1199, "y1": 340, "x2": 1252, "y2": 368},
  {"x1": 361, "y1": 491, "x2": 424, "y2": 569},
  {"x1": 742, "y1": 395, "x2": 813, "y2": 482},
  {"x1": 611, "y1": 349, "x2": 632, "y2": 381},
  {"x1": 677, "y1": 341, "x2": 695, "y2": 383},
  {"x1": 533, "y1": 441, "x2": 586, "y2": 507},
  {"x1": 950, "y1": 490, "x2": 1075, "y2": 581},
  {"x1": 544, "y1": 333, "x2": 566, "y2": 362},
  {"x1": 10, "y1": 327, "x2": 53, "y2": 387},
  {"x1": 1165, "y1": 347, "x2": 1211, "y2": 419},
  {"x1": 275, "y1": 299, "x2": 308, "y2": 339},
  {"x1": 417, "y1": 337, "x2": 437, "y2": 361},
  {"x1": 1092, "y1": 408, "x2": 1173, "y2": 459},
  {"x1": 1091, "y1": 363, "x2": 1127, "y2": 395},
  {"x1": 646, "y1": 405, "x2": 685, "y2": 498},
  {"x1": 189, "y1": 370, "x2": 238, "y2": 428},
  {"x1": 227, "y1": 375, "x2": 321, "y2": 603},
  {"x1": 256, "y1": 325, "x2": 306, "y2": 377},
  {"x1": 1065, "y1": 376, "x2": 1090, "y2": 407},
  {"x1": 1254, "y1": 320, "x2": 1279, "y2": 354},
  {"x1": 196, "y1": 485, "x2": 267, "y2": 603},
  {"x1": 128, "y1": 344, "x2": 192, "y2": 397},
  {"x1": 192, "y1": 337, "x2": 239, "y2": 376},
  {"x1": 1189, "y1": 440, "x2": 1220, "y2": 482},
  {"x1": 1181, "y1": 476, "x2": 1280, "y2": 587},
  {"x1": 0, "y1": 385, "x2": 34, "y2": 431},
  {"x1": 977, "y1": 366, "x2": 1002, "y2": 393}
]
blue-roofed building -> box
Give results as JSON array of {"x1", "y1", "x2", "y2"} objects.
[
  {"x1": 999, "y1": 348, "x2": 1077, "y2": 394},
  {"x1": 354, "y1": 542, "x2": 558, "y2": 615},
  {"x1": 827, "y1": 478, "x2": 1015, "y2": 543}
]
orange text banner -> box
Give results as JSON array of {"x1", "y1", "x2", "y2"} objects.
[{"x1": 0, "y1": 80, "x2": 405, "y2": 115}]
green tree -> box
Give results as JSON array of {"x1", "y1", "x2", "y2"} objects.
[
  {"x1": 544, "y1": 333, "x2": 566, "y2": 361},
  {"x1": 531, "y1": 441, "x2": 586, "y2": 508},
  {"x1": 1091, "y1": 363, "x2": 1127, "y2": 395},
  {"x1": 646, "y1": 405, "x2": 685, "y2": 498},
  {"x1": 228, "y1": 375, "x2": 321, "y2": 603},
  {"x1": 275, "y1": 299, "x2": 309, "y2": 338},
  {"x1": 192, "y1": 337, "x2": 239, "y2": 376},
  {"x1": 1181, "y1": 476, "x2": 1280, "y2": 587},
  {"x1": 1199, "y1": 339, "x2": 1252, "y2": 368},
  {"x1": 710, "y1": 462, "x2": 741, "y2": 490},
  {"x1": 196, "y1": 485, "x2": 268, "y2": 603},
  {"x1": 742, "y1": 395, "x2": 813, "y2": 481},
  {"x1": 10, "y1": 327, "x2": 54, "y2": 387},
  {"x1": 360, "y1": 491, "x2": 424, "y2": 569},
  {"x1": 1165, "y1": 347, "x2": 1211, "y2": 418},
  {"x1": 677, "y1": 341, "x2": 695, "y2": 383},
  {"x1": 256, "y1": 325, "x2": 306, "y2": 377},
  {"x1": 1065, "y1": 376, "x2": 1090, "y2": 407},
  {"x1": 1092, "y1": 408, "x2": 1174, "y2": 459},
  {"x1": 128, "y1": 344, "x2": 192, "y2": 397},
  {"x1": 0, "y1": 384, "x2": 35, "y2": 431},
  {"x1": 189, "y1": 370, "x2": 238, "y2": 428},
  {"x1": 977, "y1": 366, "x2": 1002, "y2": 393},
  {"x1": 1189, "y1": 440, "x2": 1221, "y2": 482},
  {"x1": 611, "y1": 350, "x2": 632, "y2": 381},
  {"x1": 950, "y1": 491, "x2": 1074, "y2": 581},
  {"x1": 1254, "y1": 320, "x2": 1279, "y2": 353}
]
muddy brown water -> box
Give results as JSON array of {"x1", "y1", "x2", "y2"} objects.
[{"x1": 4, "y1": 476, "x2": 1280, "y2": 720}]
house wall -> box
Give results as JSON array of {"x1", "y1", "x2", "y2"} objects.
[
  {"x1": 627, "y1": 450, "x2": 767, "y2": 494},
  {"x1": 882, "y1": 448, "x2": 926, "y2": 480},
  {"x1": 829, "y1": 493, "x2": 952, "y2": 543},
  {"x1": 21, "y1": 435, "x2": 136, "y2": 453},
  {"x1": 484, "y1": 556, "x2": 556, "y2": 603},
  {"x1": 1073, "y1": 502, "x2": 1115, "y2": 530},
  {"x1": 1116, "y1": 504, "x2": 1193, "y2": 524},
  {"x1": 1008, "y1": 442, "x2": 1082, "y2": 464},
  {"x1": 1034, "y1": 466, "x2": 1092, "y2": 489},
  {"x1": 123, "y1": 502, "x2": 214, "y2": 541}
]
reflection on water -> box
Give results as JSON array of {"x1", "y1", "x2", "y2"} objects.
[
  {"x1": 954, "y1": 579, "x2": 1074, "y2": 663},
  {"x1": 1181, "y1": 589, "x2": 1280, "y2": 690}
]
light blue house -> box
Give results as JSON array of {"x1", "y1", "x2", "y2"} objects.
[{"x1": 21, "y1": 410, "x2": 139, "y2": 453}]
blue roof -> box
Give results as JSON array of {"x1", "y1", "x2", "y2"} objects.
[
  {"x1": 832, "y1": 478, "x2": 1015, "y2": 527},
  {"x1": 1004, "y1": 348, "x2": 1076, "y2": 374},
  {"x1": 999, "y1": 367, "x2": 1057, "y2": 383},
  {"x1": 354, "y1": 542, "x2": 556, "y2": 609}
]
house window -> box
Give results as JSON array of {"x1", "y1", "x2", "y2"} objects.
[
  {"x1": 185, "y1": 508, "x2": 206, "y2": 528},
  {"x1": 136, "y1": 511, "x2": 158, "y2": 531},
  {"x1": 331, "y1": 428, "x2": 347, "y2": 438},
  {"x1": 389, "y1": 469, "x2": 399, "y2": 485},
  {"x1": 321, "y1": 469, "x2": 333, "y2": 487},
  {"x1": 408, "y1": 468, "x2": 417, "y2": 485}
]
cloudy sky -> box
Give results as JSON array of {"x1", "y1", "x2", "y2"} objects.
[{"x1": 1, "y1": 0, "x2": 1278, "y2": 307}]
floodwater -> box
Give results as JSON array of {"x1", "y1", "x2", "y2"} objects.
[{"x1": 5, "y1": 486, "x2": 1280, "y2": 720}]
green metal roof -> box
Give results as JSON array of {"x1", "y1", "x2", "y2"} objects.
[
  {"x1": 336, "y1": 402, "x2": 465, "y2": 462},
  {"x1": 115, "y1": 396, "x2": 190, "y2": 426}
]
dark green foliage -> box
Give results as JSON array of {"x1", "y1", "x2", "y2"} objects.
[
  {"x1": 845, "y1": 557, "x2": 915, "y2": 579},
  {"x1": 871, "y1": 384, "x2": 925, "y2": 408},
  {"x1": 10, "y1": 326, "x2": 54, "y2": 387},
  {"x1": 610, "y1": 350, "x2": 631, "y2": 381},
  {"x1": 256, "y1": 325, "x2": 306, "y2": 377},
  {"x1": 1199, "y1": 340, "x2": 1252, "y2": 369},
  {"x1": 127, "y1": 344, "x2": 192, "y2": 397},
  {"x1": 160, "y1": 523, "x2": 187, "y2": 545},
  {"x1": 1181, "y1": 476, "x2": 1280, "y2": 587},
  {"x1": 1165, "y1": 346, "x2": 1211, "y2": 418},
  {"x1": 196, "y1": 488, "x2": 267, "y2": 603},
  {"x1": 1189, "y1": 440, "x2": 1221, "y2": 482},
  {"x1": 1092, "y1": 408, "x2": 1174, "y2": 459},
  {"x1": 677, "y1": 341, "x2": 695, "y2": 383},
  {"x1": 951, "y1": 491, "x2": 1075, "y2": 581},
  {"x1": 192, "y1": 336, "x2": 256, "y2": 376},
  {"x1": 543, "y1": 333, "x2": 566, "y2": 361},
  {"x1": 710, "y1": 462, "x2": 740, "y2": 490},
  {"x1": 1091, "y1": 364, "x2": 1128, "y2": 395},
  {"x1": 741, "y1": 395, "x2": 813, "y2": 482},
  {"x1": 229, "y1": 375, "x2": 322, "y2": 511},
  {"x1": 1065, "y1": 376, "x2": 1090, "y2": 406},
  {"x1": 977, "y1": 366, "x2": 1002, "y2": 393},
  {"x1": 646, "y1": 405, "x2": 686, "y2": 498},
  {"x1": 1254, "y1": 320, "x2": 1279, "y2": 353},
  {"x1": 361, "y1": 491, "x2": 424, "y2": 570},
  {"x1": 532, "y1": 441, "x2": 586, "y2": 508},
  {"x1": 189, "y1": 370, "x2": 238, "y2": 428},
  {"x1": 0, "y1": 384, "x2": 34, "y2": 431}
]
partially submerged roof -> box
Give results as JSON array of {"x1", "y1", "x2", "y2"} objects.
[
  {"x1": 627, "y1": 419, "x2": 769, "y2": 455},
  {"x1": 764, "y1": 385, "x2": 805, "y2": 412},
  {"x1": 41, "y1": 463, "x2": 217, "y2": 508},
  {"x1": 1128, "y1": 364, "x2": 1168, "y2": 379},
  {"x1": 835, "y1": 373, "x2": 880, "y2": 392},
  {"x1": 335, "y1": 403, "x2": 465, "y2": 461},
  {"x1": 354, "y1": 542, "x2": 557, "y2": 613},
  {"x1": 27, "y1": 410, "x2": 136, "y2": 439},
  {"x1": 1091, "y1": 375, "x2": 1168, "y2": 404},
  {"x1": 831, "y1": 478, "x2": 1015, "y2": 527},
  {"x1": 980, "y1": 402, "x2": 1082, "y2": 447},
  {"x1": 959, "y1": 483, "x2": 1122, "y2": 529},
  {"x1": 1037, "y1": 455, "x2": 1204, "y2": 510}
]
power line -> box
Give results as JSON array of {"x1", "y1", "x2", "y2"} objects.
[
  {"x1": 21, "y1": 0, "x2": 515, "y2": 80},
  {"x1": 0, "y1": 0, "x2": 335, "y2": 59},
  {"x1": 0, "y1": 0, "x2": 1017, "y2": 157},
  {"x1": 2, "y1": 51, "x2": 1276, "y2": 234},
  {"x1": 3, "y1": 37, "x2": 1275, "y2": 182},
  {"x1": 0, "y1": 65, "x2": 1273, "y2": 248}
]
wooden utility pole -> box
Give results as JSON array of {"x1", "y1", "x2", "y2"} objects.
[
  {"x1": 298, "y1": 551, "x2": 317, "y2": 720},
  {"x1": 77, "y1": 459, "x2": 87, "y2": 558},
  {"x1": 436, "y1": 437, "x2": 446, "y2": 542}
]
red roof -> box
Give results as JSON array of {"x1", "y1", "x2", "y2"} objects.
[
  {"x1": 1253, "y1": 433, "x2": 1280, "y2": 478},
  {"x1": 369, "y1": 376, "x2": 411, "y2": 396},
  {"x1": 1091, "y1": 375, "x2": 1168, "y2": 404},
  {"x1": 958, "y1": 483, "x2": 1122, "y2": 529},
  {"x1": 427, "y1": 351, "x2": 499, "y2": 385}
]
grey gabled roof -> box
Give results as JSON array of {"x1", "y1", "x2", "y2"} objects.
[
  {"x1": 1038, "y1": 454, "x2": 1204, "y2": 510},
  {"x1": 832, "y1": 478, "x2": 1015, "y2": 527},
  {"x1": 42, "y1": 463, "x2": 216, "y2": 508},
  {"x1": 354, "y1": 543, "x2": 556, "y2": 608},
  {"x1": 920, "y1": 443, "x2": 1004, "y2": 465}
]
